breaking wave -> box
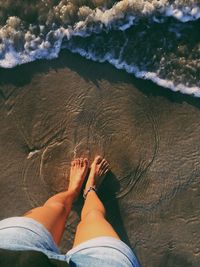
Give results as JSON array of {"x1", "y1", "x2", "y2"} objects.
[{"x1": 0, "y1": 0, "x2": 200, "y2": 96}]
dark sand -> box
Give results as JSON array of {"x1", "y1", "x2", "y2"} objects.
[{"x1": 0, "y1": 51, "x2": 200, "y2": 267}]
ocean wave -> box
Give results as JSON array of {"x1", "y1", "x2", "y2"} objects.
[
  {"x1": 68, "y1": 45, "x2": 200, "y2": 97},
  {"x1": 0, "y1": 0, "x2": 200, "y2": 97},
  {"x1": 64, "y1": 20, "x2": 200, "y2": 97}
]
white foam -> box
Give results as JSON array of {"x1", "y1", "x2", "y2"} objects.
[
  {"x1": 0, "y1": 2, "x2": 199, "y2": 70},
  {"x1": 0, "y1": 1, "x2": 200, "y2": 98},
  {"x1": 74, "y1": 2, "x2": 200, "y2": 34},
  {"x1": 165, "y1": 4, "x2": 200, "y2": 22},
  {"x1": 1, "y1": 22, "x2": 199, "y2": 98},
  {"x1": 59, "y1": 2, "x2": 200, "y2": 40},
  {"x1": 0, "y1": 28, "x2": 64, "y2": 68},
  {"x1": 66, "y1": 45, "x2": 200, "y2": 97}
]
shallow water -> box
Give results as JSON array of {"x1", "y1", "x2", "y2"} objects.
[{"x1": 0, "y1": 51, "x2": 200, "y2": 266}]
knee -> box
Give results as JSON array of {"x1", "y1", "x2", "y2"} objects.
[
  {"x1": 44, "y1": 202, "x2": 66, "y2": 214},
  {"x1": 82, "y1": 209, "x2": 105, "y2": 222}
]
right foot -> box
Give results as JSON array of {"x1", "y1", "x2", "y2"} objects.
[
  {"x1": 84, "y1": 156, "x2": 109, "y2": 193},
  {"x1": 68, "y1": 158, "x2": 88, "y2": 199}
]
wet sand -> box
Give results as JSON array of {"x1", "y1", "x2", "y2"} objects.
[{"x1": 0, "y1": 50, "x2": 200, "y2": 267}]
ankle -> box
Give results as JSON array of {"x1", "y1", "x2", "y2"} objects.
[
  {"x1": 66, "y1": 189, "x2": 78, "y2": 201},
  {"x1": 83, "y1": 186, "x2": 97, "y2": 199},
  {"x1": 85, "y1": 177, "x2": 96, "y2": 190}
]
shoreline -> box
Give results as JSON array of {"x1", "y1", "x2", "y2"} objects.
[
  {"x1": 0, "y1": 49, "x2": 199, "y2": 108},
  {"x1": 0, "y1": 50, "x2": 200, "y2": 267}
]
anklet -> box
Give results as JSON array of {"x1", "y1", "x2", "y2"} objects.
[{"x1": 83, "y1": 186, "x2": 97, "y2": 199}]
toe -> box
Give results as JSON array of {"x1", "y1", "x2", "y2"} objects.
[
  {"x1": 100, "y1": 159, "x2": 107, "y2": 168},
  {"x1": 102, "y1": 159, "x2": 107, "y2": 165},
  {"x1": 101, "y1": 163, "x2": 109, "y2": 173},
  {"x1": 94, "y1": 155, "x2": 103, "y2": 164},
  {"x1": 75, "y1": 159, "x2": 79, "y2": 166},
  {"x1": 71, "y1": 160, "x2": 76, "y2": 167},
  {"x1": 104, "y1": 168, "x2": 109, "y2": 174},
  {"x1": 84, "y1": 158, "x2": 88, "y2": 167},
  {"x1": 80, "y1": 158, "x2": 84, "y2": 167},
  {"x1": 100, "y1": 166, "x2": 109, "y2": 176}
]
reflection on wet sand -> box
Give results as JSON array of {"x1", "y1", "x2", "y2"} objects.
[{"x1": 0, "y1": 51, "x2": 200, "y2": 267}]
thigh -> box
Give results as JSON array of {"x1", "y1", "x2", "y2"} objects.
[
  {"x1": 24, "y1": 203, "x2": 66, "y2": 225},
  {"x1": 73, "y1": 210, "x2": 120, "y2": 247},
  {"x1": 23, "y1": 203, "x2": 67, "y2": 245}
]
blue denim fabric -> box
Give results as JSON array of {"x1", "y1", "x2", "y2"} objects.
[{"x1": 0, "y1": 217, "x2": 140, "y2": 267}]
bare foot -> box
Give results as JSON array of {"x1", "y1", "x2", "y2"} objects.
[
  {"x1": 84, "y1": 156, "x2": 109, "y2": 193},
  {"x1": 68, "y1": 158, "x2": 88, "y2": 199}
]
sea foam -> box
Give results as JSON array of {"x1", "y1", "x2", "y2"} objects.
[
  {"x1": 0, "y1": 0, "x2": 199, "y2": 97},
  {"x1": 65, "y1": 44, "x2": 200, "y2": 97}
]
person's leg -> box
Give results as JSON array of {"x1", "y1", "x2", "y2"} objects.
[
  {"x1": 73, "y1": 156, "x2": 120, "y2": 248},
  {"x1": 23, "y1": 158, "x2": 88, "y2": 245}
]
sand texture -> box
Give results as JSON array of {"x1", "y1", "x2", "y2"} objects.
[{"x1": 0, "y1": 51, "x2": 200, "y2": 267}]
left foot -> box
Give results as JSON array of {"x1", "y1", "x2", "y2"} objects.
[
  {"x1": 68, "y1": 158, "x2": 89, "y2": 199},
  {"x1": 84, "y1": 156, "x2": 109, "y2": 193}
]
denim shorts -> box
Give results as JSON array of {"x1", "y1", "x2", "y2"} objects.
[{"x1": 0, "y1": 217, "x2": 140, "y2": 267}]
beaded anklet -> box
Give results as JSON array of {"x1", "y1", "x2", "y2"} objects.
[{"x1": 83, "y1": 186, "x2": 97, "y2": 199}]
